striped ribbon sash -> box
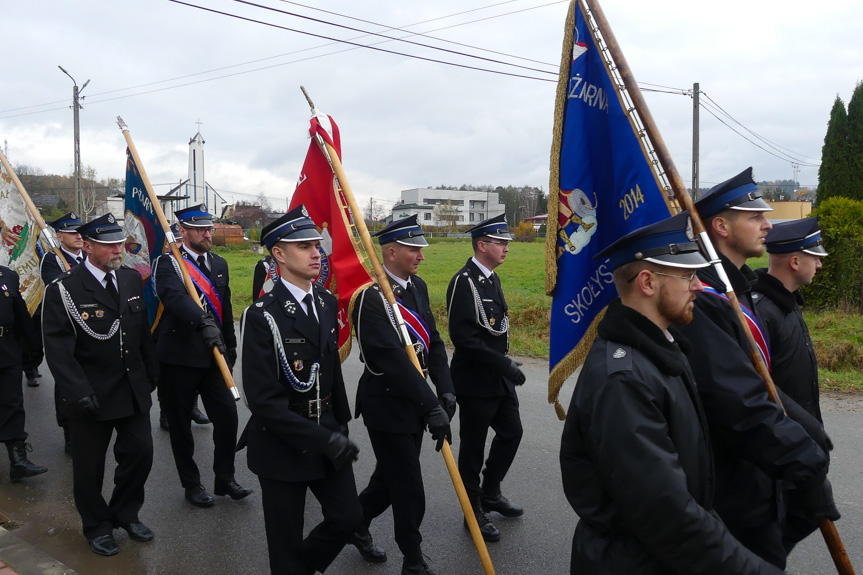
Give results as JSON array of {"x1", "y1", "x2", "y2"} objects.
[
  {"x1": 396, "y1": 298, "x2": 431, "y2": 352},
  {"x1": 702, "y1": 284, "x2": 771, "y2": 370},
  {"x1": 180, "y1": 256, "x2": 224, "y2": 326}
]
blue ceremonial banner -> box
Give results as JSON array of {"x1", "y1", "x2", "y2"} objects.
[
  {"x1": 123, "y1": 147, "x2": 167, "y2": 326},
  {"x1": 545, "y1": 0, "x2": 676, "y2": 417}
]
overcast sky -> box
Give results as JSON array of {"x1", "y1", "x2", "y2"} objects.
[{"x1": 3, "y1": 0, "x2": 862, "y2": 214}]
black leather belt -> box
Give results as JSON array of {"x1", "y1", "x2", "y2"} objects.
[
  {"x1": 290, "y1": 394, "x2": 332, "y2": 419},
  {"x1": 0, "y1": 326, "x2": 13, "y2": 337}
]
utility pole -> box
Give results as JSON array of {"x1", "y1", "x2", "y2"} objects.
[
  {"x1": 58, "y1": 66, "x2": 90, "y2": 216},
  {"x1": 691, "y1": 82, "x2": 700, "y2": 200}
]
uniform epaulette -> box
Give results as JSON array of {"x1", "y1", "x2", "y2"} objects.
[
  {"x1": 606, "y1": 343, "x2": 632, "y2": 376},
  {"x1": 57, "y1": 269, "x2": 73, "y2": 280}
]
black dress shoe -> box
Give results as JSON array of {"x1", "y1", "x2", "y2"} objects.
[
  {"x1": 185, "y1": 484, "x2": 215, "y2": 507},
  {"x1": 89, "y1": 534, "x2": 119, "y2": 556},
  {"x1": 191, "y1": 406, "x2": 211, "y2": 425},
  {"x1": 119, "y1": 522, "x2": 154, "y2": 542},
  {"x1": 481, "y1": 492, "x2": 524, "y2": 518},
  {"x1": 463, "y1": 511, "x2": 501, "y2": 542},
  {"x1": 351, "y1": 528, "x2": 387, "y2": 563},
  {"x1": 159, "y1": 412, "x2": 169, "y2": 431},
  {"x1": 214, "y1": 479, "x2": 253, "y2": 500}
]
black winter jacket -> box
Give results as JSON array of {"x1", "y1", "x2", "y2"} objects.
[{"x1": 560, "y1": 298, "x2": 783, "y2": 575}]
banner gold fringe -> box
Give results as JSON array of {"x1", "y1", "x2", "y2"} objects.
[
  {"x1": 548, "y1": 308, "x2": 605, "y2": 420},
  {"x1": 545, "y1": 0, "x2": 576, "y2": 298}
]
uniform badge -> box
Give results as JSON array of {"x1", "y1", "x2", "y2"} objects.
[
  {"x1": 489, "y1": 317, "x2": 496, "y2": 326},
  {"x1": 478, "y1": 276, "x2": 486, "y2": 284},
  {"x1": 81, "y1": 312, "x2": 90, "y2": 320},
  {"x1": 284, "y1": 300, "x2": 297, "y2": 314},
  {"x1": 317, "y1": 295, "x2": 325, "y2": 308},
  {"x1": 95, "y1": 310, "x2": 105, "y2": 318},
  {"x1": 255, "y1": 302, "x2": 263, "y2": 308},
  {"x1": 612, "y1": 348, "x2": 627, "y2": 359},
  {"x1": 293, "y1": 359, "x2": 304, "y2": 371},
  {"x1": 107, "y1": 214, "x2": 115, "y2": 224}
]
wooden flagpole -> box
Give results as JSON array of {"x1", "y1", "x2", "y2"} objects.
[
  {"x1": 581, "y1": 0, "x2": 854, "y2": 572},
  {"x1": 300, "y1": 87, "x2": 495, "y2": 575},
  {"x1": 0, "y1": 148, "x2": 70, "y2": 272},
  {"x1": 116, "y1": 117, "x2": 240, "y2": 401}
]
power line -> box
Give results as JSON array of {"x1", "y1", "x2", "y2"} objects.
[
  {"x1": 698, "y1": 103, "x2": 819, "y2": 168},
  {"x1": 0, "y1": 1, "x2": 565, "y2": 118},
  {"x1": 166, "y1": 0, "x2": 557, "y2": 81},
  {"x1": 700, "y1": 92, "x2": 820, "y2": 164}
]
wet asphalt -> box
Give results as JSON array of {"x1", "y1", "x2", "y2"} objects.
[{"x1": 0, "y1": 349, "x2": 860, "y2": 575}]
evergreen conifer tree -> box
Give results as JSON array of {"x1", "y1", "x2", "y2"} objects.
[
  {"x1": 816, "y1": 95, "x2": 850, "y2": 206},
  {"x1": 846, "y1": 82, "x2": 863, "y2": 200}
]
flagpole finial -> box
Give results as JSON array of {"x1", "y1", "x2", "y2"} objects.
[
  {"x1": 300, "y1": 86, "x2": 318, "y2": 114},
  {"x1": 116, "y1": 116, "x2": 128, "y2": 130}
]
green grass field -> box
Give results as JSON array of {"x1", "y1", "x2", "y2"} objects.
[{"x1": 215, "y1": 241, "x2": 861, "y2": 392}]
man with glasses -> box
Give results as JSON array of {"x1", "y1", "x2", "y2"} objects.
[
  {"x1": 560, "y1": 212, "x2": 784, "y2": 574},
  {"x1": 676, "y1": 169, "x2": 829, "y2": 568},
  {"x1": 154, "y1": 205, "x2": 252, "y2": 508},
  {"x1": 752, "y1": 218, "x2": 839, "y2": 555},
  {"x1": 446, "y1": 214, "x2": 524, "y2": 542}
]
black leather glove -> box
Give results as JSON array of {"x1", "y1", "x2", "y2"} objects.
[
  {"x1": 227, "y1": 347, "x2": 237, "y2": 370},
  {"x1": 424, "y1": 405, "x2": 452, "y2": 452},
  {"x1": 70, "y1": 394, "x2": 100, "y2": 418},
  {"x1": 503, "y1": 358, "x2": 526, "y2": 386},
  {"x1": 322, "y1": 431, "x2": 359, "y2": 470},
  {"x1": 799, "y1": 478, "x2": 841, "y2": 522},
  {"x1": 439, "y1": 393, "x2": 457, "y2": 421},
  {"x1": 196, "y1": 313, "x2": 227, "y2": 354}
]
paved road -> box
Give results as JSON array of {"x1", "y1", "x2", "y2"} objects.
[{"x1": 0, "y1": 350, "x2": 860, "y2": 574}]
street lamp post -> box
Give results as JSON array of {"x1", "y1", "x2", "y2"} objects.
[{"x1": 58, "y1": 66, "x2": 89, "y2": 216}]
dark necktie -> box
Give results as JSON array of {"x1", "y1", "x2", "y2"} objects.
[
  {"x1": 197, "y1": 254, "x2": 210, "y2": 278},
  {"x1": 303, "y1": 293, "x2": 319, "y2": 331},
  {"x1": 404, "y1": 281, "x2": 416, "y2": 308},
  {"x1": 105, "y1": 273, "x2": 120, "y2": 306},
  {"x1": 76, "y1": 256, "x2": 83, "y2": 265}
]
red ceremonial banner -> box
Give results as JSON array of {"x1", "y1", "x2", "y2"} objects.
[{"x1": 290, "y1": 113, "x2": 373, "y2": 360}]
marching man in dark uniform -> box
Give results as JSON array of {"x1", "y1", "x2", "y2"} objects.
[
  {"x1": 42, "y1": 213, "x2": 157, "y2": 556},
  {"x1": 752, "y1": 217, "x2": 839, "y2": 554},
  {"x1": 677, "y1": 168, "x2": 830, "y2": 568},
  {"x1": 446, "y1": 214, "x2": 524, "y2": 542},
  {"x1": 352, "y1": 214, "x2": 455, "y2": 575},
  {"x1": 560, "y1": 212, "x2": 785, "y2": 574},
  {"x1": 154, "y1": 204, "x2": 251, "y2": 508},
  {"x1": 23, "y1": 212, "x2": 84, "y2": 388},
  {"x1": 0, "y1": 249, "x2": 47, "y2": 483},
  {"x1": 40, "y1": 212, "x2": 87, "y2": 451},
  {"x1": 240, "y1": 206, "x2": 362, "y2": 575}
]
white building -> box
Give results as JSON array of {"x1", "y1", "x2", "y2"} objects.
[
  {"x1": 392, "y1": 188, "x2": 505, "y2": 228},
  {"x1": 162, "y1": 132, "x2": 226, "y2": 222}
]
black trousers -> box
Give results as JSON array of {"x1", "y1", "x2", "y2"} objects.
[
  {"x1": 359, "y1": 429, "x2": 425, "y2": 554},
  {"x1": 0, "y1": 364, "x2": 27, "y2": 444},
  {"x1": 456, "y1": 393, "x2": 523, "y2": 496},
  {"x1": 69, "y1": 411, "x2": 153, "y2": 540},
  {"x1": 259, "y1": 466, "x2": 363, "y2": 575},
  {"x1": 22, "y1": 311, "x2": 43, "y2": 379},
  {"x1": 160, "y1": 362, "x2": 238, "y2": 488}
]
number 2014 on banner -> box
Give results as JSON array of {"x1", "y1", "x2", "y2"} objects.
[{"x1": 619, "y1": 185, "x2": 645, "y2": 221}]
